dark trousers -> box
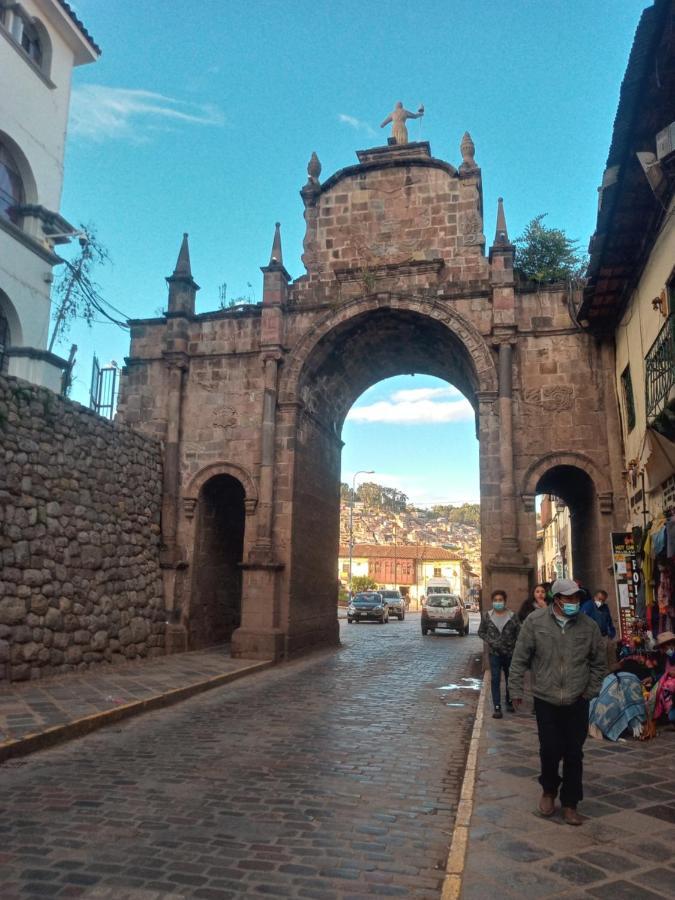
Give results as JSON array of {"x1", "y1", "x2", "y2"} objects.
[
  {"x1": 489, "y1": 653, "x2": 511, "y2": 708},
  {"x1": 534, "y1": 696, "x2": 589, "y2": 808}
]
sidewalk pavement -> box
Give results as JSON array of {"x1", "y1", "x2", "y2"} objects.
[
  {"x1": 0, "y1": 648, "x2": 271, "y2": 763},
  {"x1": 460, "y1": 688, "x2": 675, "y2": 899}
]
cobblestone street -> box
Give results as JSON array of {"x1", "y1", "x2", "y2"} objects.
[{"x1": 0, "y1": 617, "x2": 482, "y2": 899}]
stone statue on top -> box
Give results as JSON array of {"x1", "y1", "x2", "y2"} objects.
[{"x1": 380, "y1": 101, "x2": 424, "y2": 145}]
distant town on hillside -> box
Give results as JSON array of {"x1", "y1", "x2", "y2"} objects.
[{"x1": 339, "y1": 482, "x2": 481, "y2": 573}]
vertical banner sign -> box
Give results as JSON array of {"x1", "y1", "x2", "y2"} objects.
[{"x1": 610, "y1": 532, "x2": 639, "y2": 640}]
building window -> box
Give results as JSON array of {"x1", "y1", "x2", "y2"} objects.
[
  {"x1": 0, "y1": 142, "x2": 24, "y2": 226},
  {"x1": 0, "y1": 6, "x2": 50, "y2": 76},
  {"x1": 0, "y1": 312, "x2": 9, "y2": 372},
  {"x1": 433, "y1": 567, "x2": 441, "y2": 577},
  {"x1": 621, "y1": 365, "x2": 636, "y2": 432},
  {"x1": 20, "y1": 19, "x2": 42, "y2": 66}
]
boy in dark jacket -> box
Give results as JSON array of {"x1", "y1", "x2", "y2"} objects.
[
  {"x1": 478, "y1": 589, "x2": 520, "y2": 719},
  {"x1": 581, "y1": 590, "x2": 616, "y2": 672}
]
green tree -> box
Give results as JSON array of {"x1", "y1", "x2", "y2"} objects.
[
  {"x1": 430, "y1": 503, "x2": 480, "y2": 527},
  {"x1": 351, "y1": 575, "x2": 377, "y2": 592},
  {"x1": 340, "y1": 482, "x2": 354, "y2": 503},
  {"x1": 356, "y1": 482, "x2": 382, "y2": 509},
  {"x1": 514, "y1": 214, "x2": 587, "y2": 283}
]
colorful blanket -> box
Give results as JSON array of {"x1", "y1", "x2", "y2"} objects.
[{"x1": 589, "y1": 672, "x2": 646, "y2": 741}]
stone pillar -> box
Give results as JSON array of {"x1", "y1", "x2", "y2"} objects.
[
  {"x1": 232, "y1": 353, "x2": 285, "y2": 660},
  {"x1": 160, "y1": 352, "x2": 189, "y2": 653},
  {"x1": 254, "y1": 352, "x2": 281, "y2": 555},
  {"x1": 486, "y1": 199, "x2": 531, "y2": 600},
  {"x1": 498, "y1": 341, "x2": 519, "y2": 554},
  {"x1": 161, "y1": 236, "x2": 199, "y2": 651},
  {"x1": 231, "y1": 224, "x2": 289, "y2": 661}
]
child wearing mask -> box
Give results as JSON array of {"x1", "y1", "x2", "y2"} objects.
[{"x1": 478, "y1": 589, "x2": 520, "y2": 719}]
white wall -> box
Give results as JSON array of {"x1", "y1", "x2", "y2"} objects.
[
  {"x1": 419, "y1": 561, "x2": 462, "y2": 595},
  {"x1": 0, "y1": 230, "x2": 53, "y2": 347},
  {"x1": 0, "y1": 0, "x2": 97, "y2": 387},
  {"x1": 615, "y1": 194, "x2": 675, "y2": 524}
]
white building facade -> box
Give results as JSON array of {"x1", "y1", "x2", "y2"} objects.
[{"x1": 0, "y1": 0, "x2": 99, "y2": 390}]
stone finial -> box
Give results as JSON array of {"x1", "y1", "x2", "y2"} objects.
[
  {"x1": 307, "y1": 151, "x2": 322, "y2": 184},
  {"x1": 173, "y1": 233, "x2": 192, "y2": 277},
  {"x1": 459, "y1": 132, "x2": 477, "y2": 170},
  {"x1": 166, "y1": 232, "x2": 199, "y2": 315},
  {"x1": 269, "y1": 222, "x2": 283, "y2": 266},
  {"x1": 261, "y1": 221, "x2": 290, "y2": 305},
  {"x1": 494, "y1": 197, "x2": 510, "y2": 244}
]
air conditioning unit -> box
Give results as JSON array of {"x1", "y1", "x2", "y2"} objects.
[{"x1": 656, "y1": 122, "x2": 675, "y2": 160}]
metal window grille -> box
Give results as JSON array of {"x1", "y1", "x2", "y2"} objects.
[
  {"x1": 621, "y1": 365, "x2": 636, "y2": 432},
  {"x1": 645, "y1": 313, "x2": 675, "y2": 422},
  {"x1": 89, "y1": 354, "x2": 118, "y2": 419}
]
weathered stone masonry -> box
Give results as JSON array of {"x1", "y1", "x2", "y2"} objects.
[
  {"x1": 118, "y1": 140, "x2": 629, "y2": 661},
  {"x1": 0, "y1": 375, "x2": 165, "y2": 681}
]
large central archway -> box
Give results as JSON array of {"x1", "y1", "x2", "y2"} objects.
[{"x1": 279, "y1": 295, "x2": 498, "y2": 656}]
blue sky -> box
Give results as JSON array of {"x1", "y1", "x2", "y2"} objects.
[{"x1": 60, "y1": 0, "x2": 645, "y2": 504}]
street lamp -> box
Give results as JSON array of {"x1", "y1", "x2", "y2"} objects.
[{"x1": 349, "y1": 469, "x2": 374, "y2": 598}]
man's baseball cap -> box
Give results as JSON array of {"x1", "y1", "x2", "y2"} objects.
[{"x1": 551, "y1": 578, "x2": 583, "y2": 597}]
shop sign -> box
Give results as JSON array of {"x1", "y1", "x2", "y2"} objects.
[{"x1": 610, "y1": 532, "x2": 639, "y2": 640}]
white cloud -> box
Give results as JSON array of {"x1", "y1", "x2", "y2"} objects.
[
  {"x1": 338, "y1": 113, "x2": 376, "y2": 136},
  {"x1": 70, "y1": 85, "x2": 225, "y2": 142},
  {"x1": 389, "y1": 386, "x2": 462, "y2": 403},
  {"x1": 347, "y1": 391, "x2": 474, "y2": 425}
]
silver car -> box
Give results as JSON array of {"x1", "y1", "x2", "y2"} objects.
[
  {"x1": 347, "y1": 592, "x2": 389, "y2": 624},
  {"x1": 421, "y1": 593, "x2": 469, "y2": 636},
  {"x1": 378, "y1": 590, "x2": 406, "y2": 620}
]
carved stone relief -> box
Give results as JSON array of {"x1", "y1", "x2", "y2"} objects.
[
  {"x1": 213, "y1": 407, "x2": 237, "y2": 430},
  {"x1": 460, "y1": 210, "x2": 485, "y2": 246},
  {"x1": 522, "y1": 385, "x2": 574, "y2": 412}
]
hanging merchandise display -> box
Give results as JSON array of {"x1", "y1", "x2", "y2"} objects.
[{"x1": 611, "y1": 532, "x2": 640, "y2": 641}]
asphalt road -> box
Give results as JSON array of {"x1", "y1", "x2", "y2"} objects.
[{"x1": 0, "y1": 616, "x2": 483, "y2": 899}]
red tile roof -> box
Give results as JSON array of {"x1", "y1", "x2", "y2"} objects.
[{"x1": 339, "y1": 543, "x2": 464, "y2": 561}]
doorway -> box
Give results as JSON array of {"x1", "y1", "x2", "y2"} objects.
[{"x1": 190, "y1": 474, "x2": 246, "y2": 648}]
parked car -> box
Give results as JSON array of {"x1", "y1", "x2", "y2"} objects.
[
  {"x1": 378, "y1": 590, "x2": 405, "y2": 620},
  {"x1": 347, "y1": 592, "x2": 389, "y2": 624},
  {"x1": 421, "y1": 593, "x2": 469, "y2": 636}
]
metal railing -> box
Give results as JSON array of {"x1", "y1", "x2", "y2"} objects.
[
  {"x1": 645, "y1": 312, "x2": 675, "y2": 421},
  {"x1": 89, "y1": 354, "x2": 119, "y2": 420}
]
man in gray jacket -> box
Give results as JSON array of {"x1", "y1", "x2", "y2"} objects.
[{"x1": 509, "y1": 578, "x2": 606, "y2": 826}]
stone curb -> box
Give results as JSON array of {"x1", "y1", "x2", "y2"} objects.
[
  {"x1": 0, "y1": 659, "x2": 273, "y2": 765},
  {"x1": 440, "y1": 674, "x2": 487, "y2": 900}
]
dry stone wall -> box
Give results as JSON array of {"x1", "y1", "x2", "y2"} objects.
[{"x1": 0, "y1": 375, "x2": 165, "y2": 682}]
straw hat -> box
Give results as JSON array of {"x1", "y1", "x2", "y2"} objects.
[{"x1": 655, "y1": 631, "x2": 675, "y2": 647}]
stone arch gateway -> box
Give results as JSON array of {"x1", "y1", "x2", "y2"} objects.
[{"x1": 117, "y1": 139, "x2": 628, "y2": 659}]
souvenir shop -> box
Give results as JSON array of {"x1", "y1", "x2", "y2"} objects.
[{"x1": 608, "y1": 470, "x2": 675, "y2": 734}]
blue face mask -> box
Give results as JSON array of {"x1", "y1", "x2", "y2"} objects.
[
  {"x1": 493, "y1": 601, "x2": 506, "y2": 611},
  {"x1": 562, "y1": 601, "x2": 580, "y2": 617},
  {"x1": 666, "y1": 648, "x2": 675, "y2": 659}
]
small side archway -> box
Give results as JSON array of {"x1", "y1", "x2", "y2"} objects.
[
  {"x1": 522, "y1": 452, "x2": 614, "y2": 594},
  {"x1": 185, "y1": 464, "x2": 257, "y2": 649},
  {"x1": 184, "y1": 461, "x2": 258, "y2": 517}
]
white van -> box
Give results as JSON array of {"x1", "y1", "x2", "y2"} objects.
[{"x1": 426, "y1": 577, "x2": 452, "y2": 597}]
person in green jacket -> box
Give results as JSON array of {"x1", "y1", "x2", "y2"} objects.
[{"x1": 509, "y1": 578, "x2": 606, "y2": 826}]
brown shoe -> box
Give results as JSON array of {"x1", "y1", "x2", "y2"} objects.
[
  {"x1": 562, "y1": 806, "x2": 583, "y2": 826},
  {"x1": 538, "y1": 793, "x2": 555, "y2": 817}
]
